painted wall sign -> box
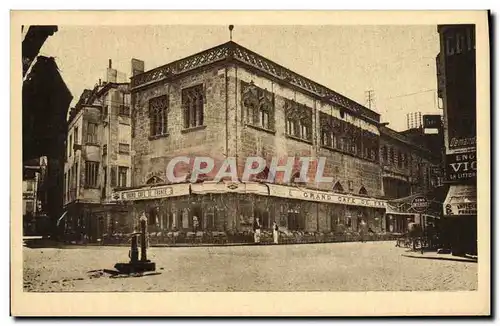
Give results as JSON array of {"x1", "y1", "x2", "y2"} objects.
[
  {"x1": 268, "y1": 184, "x2": 386, "y2": 208},
  {"x1": 445, "y1": 151, "x2": 477, "y2": 182}
]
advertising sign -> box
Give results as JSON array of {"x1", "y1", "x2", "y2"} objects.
[
  {"x1": 267, "y1": 184, "x2": 387, "y2": 209},
  {"x1": 411, "y1": 196, "x2": 429, "y2": 213},
  {"x1": 442, "y1": 25, "x2": 476, "y2": 154},
  {"x1": 445, "y1": 151, "x2": 476, "y2": 183}
]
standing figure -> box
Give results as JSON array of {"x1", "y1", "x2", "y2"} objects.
[
  {"x1": 359, "y1": 219, "x2": 367, "y2": 243},
  {"x1": 272, "y1": 221, "x2": 279, "y2": 244},
  {"x1": 193, "y1": 215, "x2": 199, "y2": 233},
  {"x1": 253, "y1": 217, "x2": 261, "y2": 244}
]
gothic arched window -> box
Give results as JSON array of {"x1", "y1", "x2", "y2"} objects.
[
  {"x1": 333, "y1": 181, "x2": 344, "y2": 193},
  {"x1": 149, "y1": 95, "x2": 169, "y2": 137},
  {"x1": 146, "y1": 176, "x2": 165, "y2": 185}
]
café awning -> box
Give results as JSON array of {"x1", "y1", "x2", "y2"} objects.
[{"x1": 443, "y1": 185, "x2": 477, "y2": 216}]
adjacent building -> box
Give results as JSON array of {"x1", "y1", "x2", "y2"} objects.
[
  {"x1": 62, "y1": 61, "x2": 131, "y2": 242},
  {"x1": 437, "y1": 24, "x2": 477, "y2": 256}
]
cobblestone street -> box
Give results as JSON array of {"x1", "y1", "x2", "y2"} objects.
[{"x1": 23, "y1": 241, "x2": 477, "y2": 292}]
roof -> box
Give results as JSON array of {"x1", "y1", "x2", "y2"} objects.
[
  {"x1": 380, "y1": 125, "x2": 438, "y2": 159},
  {"x1": 131, "y1": 41, "x2": 380, "y2": 124}
]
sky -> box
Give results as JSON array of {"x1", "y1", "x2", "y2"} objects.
[{"x1": 38, "y1": 25, "x2": 441, "y2": 131}]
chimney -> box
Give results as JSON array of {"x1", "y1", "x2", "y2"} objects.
[
  {"x1": 98, "y1": 78, "x2": 101, "y2": 85},
  {"x1": 109, "y1": 59, "x2": 112, "y2": 69},
  {"x1": 131, "y1": 58, "x2": 145, "y2": 77}
]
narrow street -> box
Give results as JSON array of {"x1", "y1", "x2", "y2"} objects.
[{"x1": 23, "y1": 241, "x2": 477, "y2": 292}]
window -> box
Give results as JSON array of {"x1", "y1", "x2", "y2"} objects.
[
  {"x1": 320, "y1": 112, "x2": 341, "y2": 149},
  {"x1": 149, "y1": 95, "x2": 169, "y2": 137},
  {"x1": 382, "y1": 146, "x2": 388, "y2": 163},
  {"x1": 287, "y1": 209, "x2": 305, "y2": 231},
  {"x1": 26, "y1": 180, "x2": 33, "y2": 191},
  {"x1": 333, "y1": 181, "x2": 344, "y2": 193},
  {"x1": 110, "y1": 166, "x2": 117, "y2": 187},
  {"x1": 241, "y1": 81, "x2": 275, "y2": 131},
  {"x1": 182, "y1": 85, "x2": 204, "y2": 129},
  {"x1": 74, "y1": 127, "x2": 79, "y2": 145},
  {"x1": 102, "y1": 144, "x2": 107, "y2": 156},
  {"x1": 285, "y1": 100, "x2": 312, "y2": 141},
  {"x1": 398, "y1": 152, "x2": 403, "y2": 168},
  {"x1": 25, "y1": 201, "x2": 34, "y2": 214},
  {"x1": 64, "y1": 173, "x2": 67, "y2": 200},
  {"x1": 403, "y1": 153, "x2": 409, "y2": 168},
  {"x1": 359, "y1": 186, "x2": 368, "y2": 196},
  {"x1": 74, "y1": 162, "x2": 78, "y2": 191},
  {"x1": 119, "y1": 104, "x2": 130, "y2": 116},
  {"x1": 68, "y1": 134, "x2": 73, "y2": 157},
  {"x1": 118, "y1": 166, "x2": 128, "y2": 188},
  {"x1": 86, "y1": 122, "x2": 98, "y2": 144},
  {"x1": 118, "y1": 143, "x2": 130, "y2": 155},
  {"x1": 85, "y1": 161, "x2": 99, "y2": 188}
]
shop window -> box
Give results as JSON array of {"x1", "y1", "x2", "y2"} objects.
[
  {"x1": 148, "y1": 207, "x2": 158, "y2": 226},
  {"x1": 255, "y1": 207, "x2": 270, "y2": 229},
  {"x1": 149, "y1": 95, "x2": 169, "y2": 137},
  {"x1": 181, "y1": 208, "x2": 189, "y2": 229},
  {"x1": 287, "y1": 209, "x2": 304, "y2": 231},
  {"x1": 241, "y1": 81, "x2": 275, "y2": 131},
  {"x1": 182, "y1": 85, "x2": 204, "y2": 129},
  {"x1": 333, "y1": 181, "x2": 344, "y2": 193},
  {"x1": 205, "y1": 207, "x2": 216, "y2": 230},
  {"x1": 190, "y1": 205, "x2": 203, "y2": 230}
]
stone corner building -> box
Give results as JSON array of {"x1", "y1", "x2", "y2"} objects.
[
  {"x1": 104, "y1": 41, "x2": 438, "y2": 243},
  {"x1": 63, "y1": 41, "x2": 440, "y2": 244}
]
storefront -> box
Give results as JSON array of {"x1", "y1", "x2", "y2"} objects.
[
  {"x1": 443, "y1": 184, "x2": 477, "y2": 256},
  {"x1": 107, "y1": 181, "x2": 388, "y2": 243}
]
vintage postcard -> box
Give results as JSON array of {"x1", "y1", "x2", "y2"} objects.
[{"x1": 11, "y1": 10, "x2": 490, "y2": 316}]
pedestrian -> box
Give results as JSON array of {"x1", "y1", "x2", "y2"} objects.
[
  {"x1": 359, "y1": 219, "x2": 367, "y2": 243},
  {"x1": 272, "y1": 221, "x2": 279, "y2": 244},
  {"x1": 253, "y1": 217, "x2": 261, "y2": 244},
  {"x1": 193, "y1": 215, "x2": 199, "y2": 233}
]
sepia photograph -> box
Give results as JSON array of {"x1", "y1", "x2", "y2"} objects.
[{"x1": 11, "y1": 10, "x2": 490, "y2": 316}]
